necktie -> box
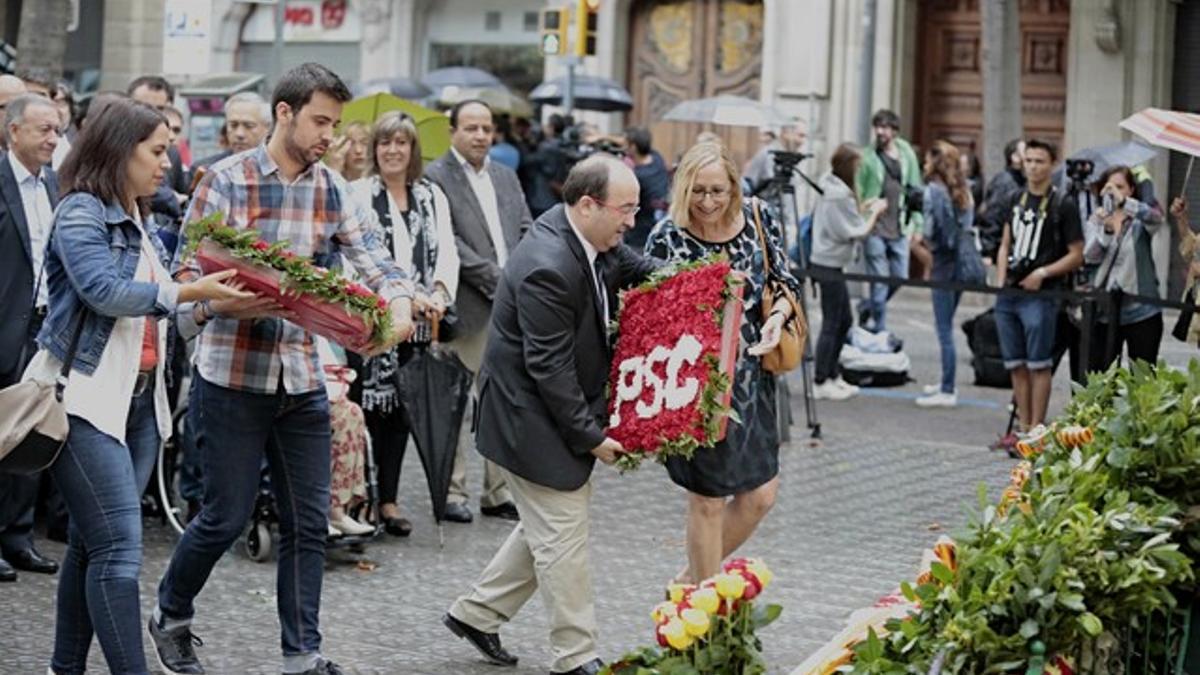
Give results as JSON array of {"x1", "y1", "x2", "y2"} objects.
[{"x1": 593, "y1": 257, "x2": 609, "y2": 328}]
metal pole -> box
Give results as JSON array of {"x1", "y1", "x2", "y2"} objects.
[
  {"x1": 563, "y1": 55, "x2": 579, "y2": 117},
  {"x1": 273, "y1": 0, "x2": 285, "y2": 86},
  {"x1": 856, "y1": 0, "x2": 878, "y2": 145}
]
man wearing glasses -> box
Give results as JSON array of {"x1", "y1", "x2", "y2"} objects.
[{"x1": 425, "y1": 99, "x2": 531, "y2": 524}]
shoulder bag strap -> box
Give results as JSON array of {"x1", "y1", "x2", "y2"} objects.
[
  {"x1": 750, "y1": 199, "x2": 774, "y2": 280},
  {"x1": 54, "y1": 307, "x2": 88, "y2": 401}
]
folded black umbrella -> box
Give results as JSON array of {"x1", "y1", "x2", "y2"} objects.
[
  {"x1": 396, "y1": 347, "x2": 472, "y2": 537},
  {"x1": 529, "y1": 74, "x2": 633, "y2": 112}
]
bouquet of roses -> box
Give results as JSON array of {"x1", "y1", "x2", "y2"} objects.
[
  {"x1": 602, "y1": 558, "x2": 782, "y2": 675},
  {"x1": 607, "y1": 258, "x2": 743, "y2": 472},
  {"x1": 183, "y1": 212, "x2": 394, "y2": 351}
]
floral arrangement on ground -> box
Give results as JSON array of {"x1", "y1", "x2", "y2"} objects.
[
  {"x1": 607, "y1": 257, "x2": 743, "y2": 472},
  {"x1": 183, "y1": 211, "x2": 394, "y2": 348},
  {"x1": 838, "y1": 361, "x2": 1200, "y2": 674},
  {"x1": 602, "y1": 558, "x2": 782, "y2": 675}
]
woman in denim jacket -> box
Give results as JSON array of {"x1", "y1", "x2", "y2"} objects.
[
  {"x1": 26, "y1": 98, "x2": 248, "y2": 675},
  {"x1": 1084, "y1": 165, "x2": 1165, "y2": 368},
  {"x1": 916, "y1": 140, "x2": 976, "y2": 408}
]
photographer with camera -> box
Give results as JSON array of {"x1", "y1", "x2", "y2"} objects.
[
  {"x1": 855, "y1": 109, "x2": 924, "y2": 333},
  {"x1": 994, "y1": 139, "x2": 1083, "y2": 436},
  {"x1": 1082, "y1": 165, "x2": 1166, "y2": 368}
]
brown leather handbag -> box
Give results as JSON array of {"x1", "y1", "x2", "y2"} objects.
[{"x1": 749, "y1": 200, "x2": 807, "y2": 373}]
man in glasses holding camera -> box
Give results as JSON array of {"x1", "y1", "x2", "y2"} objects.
[
  {"x1": 856, "y1": 109, "x2": 924, "y2": 333},
  {"x1": 994, "y1": 138, "x2": 1083, "y2": 436}
]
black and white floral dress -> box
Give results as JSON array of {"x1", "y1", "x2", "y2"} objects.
[{"x1": 644, "y1": 199, "x2": 803, "y2": 497}]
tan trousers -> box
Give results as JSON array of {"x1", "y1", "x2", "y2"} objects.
[
  {"x1": 449, "y1": 470, "x2": 599, "y2": 673},
  {"x1": 448, "y1": 328, "x2": 511, "y2": 508}
]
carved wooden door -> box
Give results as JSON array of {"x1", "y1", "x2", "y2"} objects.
[
  {"x1": 626, "y1": 0, "x2": 764, "y2": 169},
  {"x1": 914, "y1": 0, "x2": 1070, "y2": 164}
]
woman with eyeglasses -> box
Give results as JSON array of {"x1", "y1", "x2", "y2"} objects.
[
  {"x1": 644, "y1": 141, "x2": 803, "y2": 584},
  {"x1": 347, "y1": 110, "x2": 459, "y2": 537},
  {"x1": 25, "y1": 98, "x2": 250, "y2": 675}
]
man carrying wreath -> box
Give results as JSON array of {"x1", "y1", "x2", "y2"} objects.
[
  {"x1": 150, "y1": 63, "x2": 416, "y2": 675},
  {"x1": 443, "y1": 155, "x2": 659, "y2": 675}
]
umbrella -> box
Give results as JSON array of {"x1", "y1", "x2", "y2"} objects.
[
  {"x1": 1119, "y1": 107, "x2": 1200, "y2": 189},
  {"x1": 396, "y1": 347, "x2": 472, "y2": 543},
  {"x1": 1067, "y1": 140, "x2": 1159, "y2": 180},
  {"x1": 339, "y1": 93, "x2": 451, "y2": 162},
  {"x1": 421, "y1": 66, "x2": 503, "y2": 100},
  {"x1": 529, "y1": 74, "x2": 634, "y2": 112},
  {"x1": 440, "y1": 85, "x2": 533, "y2": 118},
  {"x1": 353, "y1": 76, "x2": 432, "y2": 100},
  {"x1": 663, "y1": 95, "x2": 794, "y2": 129}
]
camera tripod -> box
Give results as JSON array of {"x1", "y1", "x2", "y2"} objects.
[{"x1": 753, "y1": 150, "x2": 823, "y2": 440}]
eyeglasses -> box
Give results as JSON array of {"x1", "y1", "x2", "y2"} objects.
[
  {"x1": 690, "y1": 186, "x2": 730, "y2": 200},
  {"x1": 590, "y1": 197, "x2": 640, "y2": 216}
]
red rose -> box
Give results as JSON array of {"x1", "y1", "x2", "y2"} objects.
[
  {"x1": 251, "y1": 240, "x2": 270, "y2": 251},
  {"x1": 376, "y1": 298, "x2": 388, "y2": 310}
]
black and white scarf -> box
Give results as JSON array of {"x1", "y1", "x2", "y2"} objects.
[{"x1": 360, "y1": 178, "x2": 441, "y2": 413}]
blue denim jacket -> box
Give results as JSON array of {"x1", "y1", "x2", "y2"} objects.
[
  {"x1": 37, "y1": 192, "x2": 179, "y2": 376},
  {"x1": 923, "y1": 181, "x2": 975, "y2": 281}
]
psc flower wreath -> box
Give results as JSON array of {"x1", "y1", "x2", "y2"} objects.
[
  {"x1": 183, "y1": 212, "x2": 395, "y2": 351},
  {"x1": 607, "y1": 257, "x2": 743, "y2": 471}
]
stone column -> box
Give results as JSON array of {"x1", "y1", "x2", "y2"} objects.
[{"x1": 99, "y1": 0, "x2": 165, "y2": 91}]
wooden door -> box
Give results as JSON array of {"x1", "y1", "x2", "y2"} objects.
[
  {"x1": 914, "y1": 0, "x2": 1070, "y2": 166},
  {"x1": 626, "y1": 0, "x2": 764, "y2": 169}
]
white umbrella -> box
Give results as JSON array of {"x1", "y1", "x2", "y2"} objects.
[{"x1": 663, "y1": 95, "x2": 794, "y2": 129}]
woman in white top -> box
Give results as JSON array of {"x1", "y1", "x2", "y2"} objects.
[
  {"x1": 348, "y1": 111, "x2": 459, "y2": 537},
  {"x1": 32, "y1": 98, "x2": 248, "y2": 675}
]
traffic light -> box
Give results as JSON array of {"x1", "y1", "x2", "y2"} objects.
[
  {"x1": 540, "y1": 7, "x2": 569, "y2": 56},
  {"x1": 575, "y1": 0, "x2": 599, "y2": 57}
]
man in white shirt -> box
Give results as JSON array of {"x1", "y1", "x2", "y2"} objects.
[
  {"x1": 0, "y1": 93, "x2": 61, "y2": 582},
  {"x1": 425, "y1": 100, "x2": 532, "y2": 524}
]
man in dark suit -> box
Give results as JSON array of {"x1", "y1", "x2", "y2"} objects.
[
  {"x1": 0, "y1": 94, "x2": 63, "y2": 581},
  {"x1": 425, "y1": 99, "x2": 531, "y2": 523},
  {"x1": 443, "y1": 155, "x2": 659, "y2": 675}
]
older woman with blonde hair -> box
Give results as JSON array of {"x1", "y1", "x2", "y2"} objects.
[
  {"x1": 645, "y1": 141, "x2": 803, "y2": 584},
  {"x1": 348, "y1": 111, "x2": 459, "y2": 537}
]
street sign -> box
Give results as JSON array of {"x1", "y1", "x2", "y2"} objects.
[{"x1": 163, "y1": 0, "x2": 213, "y2": 76}]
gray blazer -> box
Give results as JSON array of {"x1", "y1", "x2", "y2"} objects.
[{"x1": 424, "y1": 151, "x2": 532, "y2": 336}]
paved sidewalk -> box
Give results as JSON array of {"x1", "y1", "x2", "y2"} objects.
[{"x1": 3, "y1": 290, "x2": 1192, "y2": 674}]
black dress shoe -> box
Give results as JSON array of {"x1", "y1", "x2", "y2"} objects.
[
  {"x1": 0, "y1": 558, "x2": 16, "y2": 582},
  {"x1": 6, "y1": 548, "x2": 58, "y2": 574},
  {"x1": 383, "y1": 516, "x2": 412, "y2": 537},
  {"x1": 480, "y1": 502, "x2": 519, "y2": 521},
  {"x1": 553, "y1": 657, "x2": 604, "y2": 675},
  {"x1": 442, "y1": 613, "x2": 517, "y2": 666},
  {"x1": 442, "y1": 502, "x2": 473, "y2": 523}
]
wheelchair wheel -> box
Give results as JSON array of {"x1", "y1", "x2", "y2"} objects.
[
  {"x1": 246, "y1": 522, "x2": 272, "y2": 563},
  {"x1": 156, "y1": 404, "x2": 191, "y2": 536}
]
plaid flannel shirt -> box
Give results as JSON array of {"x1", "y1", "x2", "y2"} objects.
[{"x1": 174, "y1": 145, "x2": 413, "y2": 394}]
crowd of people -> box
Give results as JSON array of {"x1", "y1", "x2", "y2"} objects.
[{"x1": 0, "y1": 59, "x2": 1197, "y2": 675}]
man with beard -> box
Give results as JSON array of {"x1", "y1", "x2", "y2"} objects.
[{"x1": 150, "y1": 63, "x2": 416, "y2": 675}]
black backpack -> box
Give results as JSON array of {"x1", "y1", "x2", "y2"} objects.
[{"x1": 962, "y1": 309, "x2": 1011, "y2": 388}]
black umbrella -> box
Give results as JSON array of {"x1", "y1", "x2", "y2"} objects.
[
  {"x1": 529, "y1": 74, "x2": 633, "y2": 112},
  {"x1": 354, "y1": 76, "x2": 432, "y2": 100},
  {"x1": 396, "y1": 346, "x2": 472, "y2": 543}
]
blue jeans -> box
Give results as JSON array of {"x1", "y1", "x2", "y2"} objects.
[
  {"x1": 862, "y1": 234, "x2": 910, "y2": 332},
  {"x1": 50, "y1": 385, "x2": 160, "y2": 675},
  {"x1": 994, "y1": 294, "x2": 1059, "y2": 371},
  {"x1": 931, "y1": 289, "x2": 962, "y2": 393},
  {"x1": 157, "y1": 376, "x2": 331, "y2": 658}
]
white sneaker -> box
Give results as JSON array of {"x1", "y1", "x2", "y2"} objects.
[
  {"x1": 327, "y1": 522, "x2": 343, "y2": 538},
  {"x1": 922, "y1": 384, "x2": 941, "y2": 395},
  {"x1": 833, "y1": 376, "x2": 860, "y2": 395},
  {"x1": 916, "y1": 391, "x2": 958, "y2": 408},
  {"x1": 814, "y1": 380, "x2": 854, "y2": 401},
  {"x1": 331, "y1": 513, "x2": 374, "y2": 536}
]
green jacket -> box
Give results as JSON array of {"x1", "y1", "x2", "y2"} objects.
[{"x1": 855, "y1": 136, "x2": 924, "y2": 236}]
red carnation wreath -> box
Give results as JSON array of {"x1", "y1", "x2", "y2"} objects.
[
  {"x1": 183, "y1": 212, "x2": 394, "y2": 351},
  {"x1": 608, "y1": 258, "x2": 743, "y2": 471}
]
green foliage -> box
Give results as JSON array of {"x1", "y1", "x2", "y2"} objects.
[{"x1": 850, "y1": 363, "x2": 1200, "y2": 673}]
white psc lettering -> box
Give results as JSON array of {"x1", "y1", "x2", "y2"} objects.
[{"x1": 610, "y1": 333, "x2": 704, "y2": 427}]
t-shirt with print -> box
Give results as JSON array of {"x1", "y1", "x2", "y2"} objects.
[
  {"x1": 1003, "y1": 187, "x2": 1083, "y2": 289},
  {"x1": 876, "y1": 151, "x2": 902, "y2": 239}
]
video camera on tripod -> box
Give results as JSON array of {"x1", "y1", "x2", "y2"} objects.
[{"x1": 559, "y1": 123, "x2": 626, "y2": 165}]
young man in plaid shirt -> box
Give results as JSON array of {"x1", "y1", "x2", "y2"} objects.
[{"x1": 149, "y1": 63, "x2": 415, "y2": 675}]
